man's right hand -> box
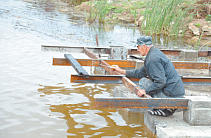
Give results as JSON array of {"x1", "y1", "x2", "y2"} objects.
[
  {"x1": 110, "y1": 65, "x2": 126, "y2": 75},
  {"x1": 137, "y1": 89, "x2": 147, "y2": 97}
]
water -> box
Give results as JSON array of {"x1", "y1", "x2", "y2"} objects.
[
  {"x1": 0, "y1": 0, "x2": 156, "y2": 137},
  {"x1": 4, "y1": 0, "x2": 210, "y2": 137}
]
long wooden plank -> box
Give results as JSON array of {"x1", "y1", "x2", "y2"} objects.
[
  {"x1": 182, "y1": 77, "x2": 211, "y2": 84},
  {"x1": 70, "y1": 75, "x2": 211, "y2": 85},
  {"x1": 198, "y1": 51, "x2": 211, "y2": 57},
  {"x1": 53, "y1": 58, "x2": 210, "y2": 70},
  {"x1": 64, "y1": 54, "x2": 89, "y2": 78},
  {"x1": 53, "y1": 58, "x2": 136, "y2": 68},
  {"x1": 94, "y1": 98, "x2": 189, "y2": 109},
  {"x1": 129, "y1": 48, "x2": 211, "y2": 57},
  {"x1": 53, "y1": 58, "x2": 100, "y2": 66},
  {"x1": 84, "y1": 47, "x2": 99, "y2": 59},
  {"x1": 173, "y1": 61, "x2": 210, "y2": 69},
  {"x1": 41, "y1": 45, "x2": 85, "y2": 53},
  {"x1": 42, "y1": 45, "x2": 211, "y2": 57}
]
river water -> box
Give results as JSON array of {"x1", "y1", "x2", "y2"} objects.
[{"x1": 0, "y1": 0, "x2": 195, "y2": 138}]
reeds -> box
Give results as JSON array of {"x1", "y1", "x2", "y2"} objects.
[
  {"x1": 88, "y1": 0, "x2": 113, "y2": 23},
  {"x1": 87, "y1": 0, "x2": 146, "y2": 23},
  {"x1": 142, "y1": 0, "x2": 194, "y2": 36}
]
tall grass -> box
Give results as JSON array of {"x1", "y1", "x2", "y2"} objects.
[
  {"x1": 88, "y1": 0, "x2": 113, "y2": 23},
  {"x1": 142, "y1": 0, "x2": 194, "y2": 36},
  {"x1": 87, "y1": 0, "x2": 146, "y2": 23},
  {"x1": 128, "y1": 0, "x2": 145, "y2": 23}
]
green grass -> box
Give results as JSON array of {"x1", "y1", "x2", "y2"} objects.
[
  {"x1": 128, "y1": 1, "x2": 145, "y2": 22},
  {"x1": 206, "y1": 14, "x2": 211, "y2": 21},
  {"x1": 142, "y1": 0, "x2": 194, "y2": 37},
  {"x1": 64, "y1": 0, "x2": 88, "y2": 6},
  {"x1": 113, "y1": 8, "x2": 125, "y2": 13},
  {"x1": 86, "y1": 0, "x2": 195, "y2": 34},
  {"x1": 195, "y1": 23, "x2": 201, "y2": 27},
  {"x1": 87, "y1": 0, "x2": 147, "y2": 23},
  {"x1": 88, "y1": 0, "x2": 113, "y2": 23}
]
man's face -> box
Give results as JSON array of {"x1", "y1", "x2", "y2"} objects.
[{"x1": 137, "y1": 45, "x2": 146, "y2": 56}]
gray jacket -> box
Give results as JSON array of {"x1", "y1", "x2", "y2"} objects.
[{"x1": 126, "y1": 46, "x2": 185, "y2": 97}]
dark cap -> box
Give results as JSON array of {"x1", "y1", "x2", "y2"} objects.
[{"x1": 134, "y1": 36, "x2": 152, "y2": 47}]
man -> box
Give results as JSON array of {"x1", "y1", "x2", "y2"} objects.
[{"x1": 112, "y1": 36, "x2": 185, "y2": 117}]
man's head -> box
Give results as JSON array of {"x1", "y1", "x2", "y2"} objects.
[{"x1": 135, "y1": 36, "x2": 152, "y2": 56}]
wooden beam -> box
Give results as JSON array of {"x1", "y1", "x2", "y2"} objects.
[
  {"x1": 129, "y1": 48, "x2": 211, "y2": 57},
  {"x1": 128, "y1": 49, "x2": 181, "y2": 56},
  {"x1": 84, "y1": 47, "x2": 99, "y2": 59},
  {"x1": 173, "y1": 61, "x2": 210, "y2": 69},
  {"x1": 42, "y1": 45, "x2": 211, "y2": 57},
  {"x1": 94, "y1": 98, "x2": 189, "y2": 109},
  {"x1": 53, "y1": 58, "x2": 100, "y2": 66},
  {"x1": 53, "y1": 58, "x2": 210, "y2": 70},
  {"x1": 41, "y1": 45, "x2": 85, "y2": 53},
  {"x1": 53, "y1": 58, "x2": 136, "y2": 68},
  {"x1": 70, "y1": 75, "x2": 211, "y2": 85},
  {"x1": 198, "y1": 51, "x2": 211, "y2": 57},
  {"x1": 182, "y1": 77, "x2": 211, "y2": 84},
  {"x1": 86, "y1": 47, "x2": 111, "y2": 54},
  {"x1": 64, "y1": 54, "x2": 89, "y2": 78}
]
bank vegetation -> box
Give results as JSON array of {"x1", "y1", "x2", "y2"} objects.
[{"x1": 59, "y1": 0, "x2": 211, "y2": 48}]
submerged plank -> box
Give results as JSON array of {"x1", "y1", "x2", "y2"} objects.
[
  {"x1": 71, "y1": 75, "x2": 123, "y2": 84},
  {"x1": 94, "y1": 98, "x2": 189, "y2": 109}
]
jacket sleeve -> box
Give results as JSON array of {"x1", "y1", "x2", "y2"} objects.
[
  {"x1": 126, "y1": 66, "x2": 147, "y2": 78},
  {"x1": 145, "y1": 58, "x2": 166, "y2": 94}
]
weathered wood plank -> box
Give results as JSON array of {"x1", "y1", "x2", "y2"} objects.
[
  {"x1": 70, "y1": 75, "x2": 211, "y2": 85},
  {"x1": 53, "y1": 58, "x2": 210, "y2": 70},
  {"x1": 53, "y1": 58, "x2": 136, "y2": 67},
  {"x1": 42, "y1": 45, "x2": 211, "y2": 57},
  {"x1": 173, "y1": 61, "x2": 210, "y2": 69},
  {"x1": 41, "y1": 45, "x2": 85, "y2": 53},
  {"x1": 94, "y1": 98, "x2": 189, "y2": 109},
  {"x1": 53, "y1": 58, "x2": 100, "y2": 66}
]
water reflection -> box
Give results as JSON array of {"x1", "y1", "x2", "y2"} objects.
[{"x1": 38, "y1": 83, "x2": 154, "y2": 137}]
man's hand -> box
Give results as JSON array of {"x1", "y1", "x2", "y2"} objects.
[
  {"x1": 137, "y1": 89, "x2": 146, "y2": 97},
  {"x1": 110, "y1": 65, "x2": 126, "y2": 75}
]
